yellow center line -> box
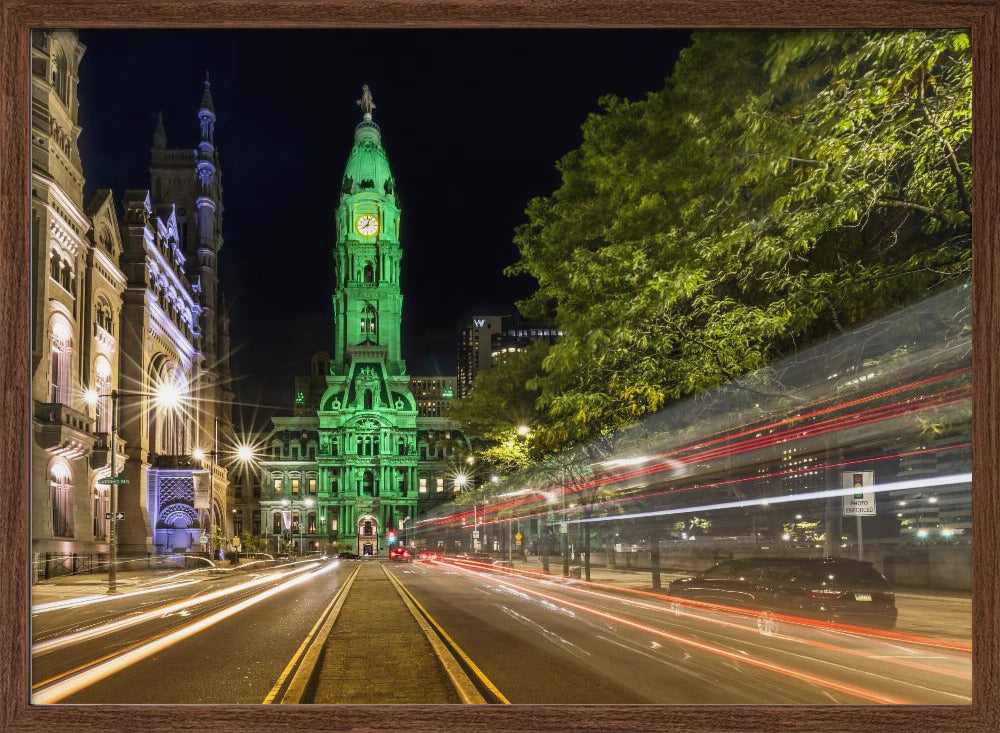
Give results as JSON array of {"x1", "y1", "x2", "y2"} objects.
[
  {"x1": 261, "y1": 564, "x2": 361, "y2": 704},
  {"x1": 385, "y1": 564, "x2": 510, "y2": 704}
]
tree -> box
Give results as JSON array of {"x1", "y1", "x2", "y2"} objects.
[
  {"x1": 446, "y1": 341, "x2": 549, "y2": 474},
  {"x1": 510, "y1": 30, "x2": 971, "y2": 455}
]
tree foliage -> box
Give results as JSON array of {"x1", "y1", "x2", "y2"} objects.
[{"x1": 508, "y1": 30, "x2": 971, "y2": 453}]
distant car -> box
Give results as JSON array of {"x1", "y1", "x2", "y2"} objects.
[
  {"x1": 417, "y1": 550, "x2": 439, "y2": 561},
  {"x1": 667, "y1": 557, "x2": 897, "y2": 629},
  {"x1": 336, "y1": 551, "x2": 360, "y2": 560},
  {"x1": 389, "y1": 546, "x2": 412, "y2": 562}
]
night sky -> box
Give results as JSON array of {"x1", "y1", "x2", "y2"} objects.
[{"x1": 77, "y1": 29, "x2": 691, "y2": 415}]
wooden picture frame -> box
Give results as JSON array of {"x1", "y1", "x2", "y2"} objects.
[{"x1": 1, "y1": 1, "x2": 996, "y2": 730}]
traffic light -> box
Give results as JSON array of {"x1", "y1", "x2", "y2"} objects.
[{"x1": 387, "y1": 530, "x2": 397, "y2": 544}]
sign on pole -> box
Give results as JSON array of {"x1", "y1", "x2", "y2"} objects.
[
  {"x1": 98, "y1": 476, "x2": 128, "y2": 485},
  {"x1": 842, "y1": 471, "x2": 876, "y2": 516},
  {"x1": 199, "y1": 534, "x2": 209, "y2": 545}
]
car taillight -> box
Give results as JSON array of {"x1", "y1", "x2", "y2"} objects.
[{"x1": 807, "y1": 588, "x2": 845, "y2": 599}]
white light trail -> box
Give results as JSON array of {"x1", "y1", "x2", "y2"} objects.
[
  {"x1": 33, "y1": 561, "x2": 340, "y2": 704},
  {"x1": 32, "y1": 579, "x2": 202, "y2": 615},
  {"x1": 567, "y1": 473, "x2": 972, "y2": 524},
  {"x1": 33, "y1": 563, "x2": 321, "y2": 655}
]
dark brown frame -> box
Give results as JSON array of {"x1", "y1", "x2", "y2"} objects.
[{"x1": 1, "y1": 1, "x2": 996, "y2": 731}]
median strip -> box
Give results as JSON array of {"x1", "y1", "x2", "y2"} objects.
[{"x1": 268, "y1": 564, "x2": 361, "y2": 704}]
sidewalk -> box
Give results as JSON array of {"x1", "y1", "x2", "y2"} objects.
[
  {"x1": 514, "y1": 556, "x2": 972, "y2": 641},
  {"x1": 310, "y1": 561, "x2": 459, "y2": 703}
]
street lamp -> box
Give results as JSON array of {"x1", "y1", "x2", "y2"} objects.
[{"x1": 84, "y1": 379, "x2": 185, "y2": 594}]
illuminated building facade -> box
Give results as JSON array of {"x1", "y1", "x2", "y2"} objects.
[
  {"x1": 256, "y1": 93, "x2": 466, "y2": 555},
  {"x1": 30, "y1": 32, "x2": 234, "y2": 572}
]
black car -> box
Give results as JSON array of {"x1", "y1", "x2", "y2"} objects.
[
  {"x1": 336, "y1": 551, "x2": 360, "y2": 560},
  {"x1": 667, "y1": 557, "x2": 898, "y2": 629}
]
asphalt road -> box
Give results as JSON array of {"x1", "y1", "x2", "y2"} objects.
[
  {"x1": 388, "y1": 559, "x2": 972, "y2": 705},
  {"x1": 32, "y1": 559, "x2": 355, "y2": 704}
]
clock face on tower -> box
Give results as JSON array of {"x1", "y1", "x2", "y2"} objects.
[{"x1": 355, "y1": 214, "x2": 379, "y2": 236}]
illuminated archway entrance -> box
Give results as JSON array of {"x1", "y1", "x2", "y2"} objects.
[{"x1": 357, "y1": 513, "x2": 379, "y2": 556}]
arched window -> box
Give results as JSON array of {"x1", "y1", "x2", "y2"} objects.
[
  {"x1": 360, "y1": 304, "x2": 376, "y2": 338},
  {"x1": 154, "y1": 365, "x2": 186, "y2": 456},
  {"x1": 364, "y1": 389, "x2": 373, "y2": 410},
  {"x1": 362, "y1": 470, "x2": 374, "y2": 496},
  {"x1": 93, "y1": 483, "x2": 109, "y2": 540},
  {"x1": 96, "y1": 297, "x2": 113, "y2": 332},
  {"x1": 49, "y1": 316, "x2": 72, "y2": 404},
  {"x1": 49, "y1": 251, "x2": 60, "y2": 282},
  {"x1": 94, "y1": 356, "x2": 112, "y2": 433},
  {"x1": 50, "y1": 461, "x2": 73, "y2": 537},
  {"x1": 363, "y1": 262, "x2": 374, "y2": 283},
  {"x1": 52, "y1": 50, "x2": 69, "y2": 103}
]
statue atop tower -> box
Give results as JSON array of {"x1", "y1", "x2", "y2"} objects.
[{"x1": 357, "y1": 84, "x2": 376, "y2": 118}]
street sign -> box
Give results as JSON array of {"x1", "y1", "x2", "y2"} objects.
[
  {"x1": 472, "y1": 530, "x2": 480, "y2": 539},
  {"x1": 98, "y1": 476, "x2": 127, "y2": 485},
  {"x1": 199, "y1": 534, "x2": 208, "y2": 544},
  {"x1": 515, "y1": 532, "x2": 522, "y2": 541},
  {"x1": 842, "y1": 471, "x2": 876, "y2": 516},
  {"x1": 232, "y1": 536, "x2": 241, "y2": 548},
  {"x1": 104, "y1": 512, "x2": 125, "y2": 520}
]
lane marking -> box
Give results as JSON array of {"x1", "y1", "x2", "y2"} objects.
[
  {"x1": 32, "y1": 562, "x2": 339, "y2": 704},
  {"x1": 264, "y1": 564, "x2": 361, "y2": 704},
  {"x1": 385, "y1": 566, "x2": 510, "y2": 704}
]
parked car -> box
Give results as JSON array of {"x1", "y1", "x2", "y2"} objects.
[
  {"x1": 667, "y1": 557, "x2": 898, "y2": 629},
  {"x1": 336, "y1": 551, "x2": 360, "y2": 560}
]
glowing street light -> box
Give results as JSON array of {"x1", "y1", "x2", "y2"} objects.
[
  {"x1": 192, "y1": 447, "x2": 206, "y2": 461},
  {"x1": 490, "y1": 475, "x2": 500, "y2": 484},
  {"x1": 516, "y1": 425, "x2": 531, "y2": 437}
]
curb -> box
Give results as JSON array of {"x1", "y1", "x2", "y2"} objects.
[
  {"x1": 383, "y1": 564, "x2": 508, "y2": 704},
  {"x1": 265, "y1": 563, "x2": 361, "y2": 704}
]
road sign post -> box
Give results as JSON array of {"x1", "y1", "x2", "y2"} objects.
[{"x1": 842, "y1": 471, "x2": 875, "y2": 560}]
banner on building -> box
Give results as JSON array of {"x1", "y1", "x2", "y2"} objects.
[{"x1": 193, "y1": 471, "x2": 211, "y2": 509}]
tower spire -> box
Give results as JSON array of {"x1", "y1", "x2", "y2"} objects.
[
  {"x1": 152, "y1": 110, "x2": 167, "y2": 149},
  {"x1": 200, "y1": 71, "x2": 214, "y2": 113}
]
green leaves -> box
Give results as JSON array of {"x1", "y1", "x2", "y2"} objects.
[{"x1": 499, "y1": 30, "x2": 972, "y2": 458}]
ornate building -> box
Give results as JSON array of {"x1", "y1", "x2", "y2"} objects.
[
  {"x1": 31, "y1": 30, "x2": 127, "y2": 563},
  {"x1": 30, "y1": 32, "x2": 234, "y2": 573},
  {"x1": 254, "y1": 90, "x2": 466, "y2": 556}
]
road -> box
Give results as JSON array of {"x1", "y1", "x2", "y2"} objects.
[
  {"x1": 387, "y1": 558, "x2": 972, "y2": 705},
  {"x1": 32, "y1": 559, "x2": 354, "y2": 704},
  {"x1": 31, "y1": 557, "x2": 971, "y2": 705}
]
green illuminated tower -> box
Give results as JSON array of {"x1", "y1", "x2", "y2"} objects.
[{"x1": 315, "y1": 86, "x2": 418, "y2": 555}]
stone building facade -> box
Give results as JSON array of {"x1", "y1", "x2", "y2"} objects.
[{"x1": 30, "y1": 31, "x2": 234, "y2": 573}]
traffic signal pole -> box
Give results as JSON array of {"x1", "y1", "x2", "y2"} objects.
[{"x1": 108, "y1": 390, "x2": 119, "y2": 595}]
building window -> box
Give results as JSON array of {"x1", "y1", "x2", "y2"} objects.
[
  {"x1": 307, "y1": 445, "x2": 315, "y2": 460},
  {"x1": 53, "y1": 50, "x2": 69, "y2": 102},
  {"x1": 49, "y1": 317, "x2": 72, "y2": 404},
  {"x1": 94, "y1": 356, "x2": 112, "y2": 433},
  {"x1": 51, "y1": 462, "x2": 73, "y2": 537},
  {"x1": 419, "y1": 477, "x2": 427, "y2": 494},
  {"x1": 252, "y1": 510, "x2": 261, "y2": 536},
  {"x1": 234, "y1": 511, "x2": 243, "y2": 537},
  {"x1": 307, "y1": 512, "x2": 317, "y2": 533},
  {"x1": 363, "y1": 520, "x2": 373, "y2": 536},
  {"x1": 291, "y1": 478, "x2": 300, "y2": 494},
  {"x1": 95, "y1": 298, "x2": 113, "y2": 332},
  {"x1": 308, "y1": 477, "x2": 316, "y2": 494},
  {"x1": 93, "y1": 485, "x2": 109, "y2": 540},
  {"x1": 273, "y1": 512, "x2": 282, "y2": 534},
  {"x1": 49, "y1": 251, "x2": 60, "y2": 282},
  {"x1": 436, "y1": 477, "x2": 444, "y2": 493},
  {"x1": 273, "y1": 477, "x2": 283, "y2": 494},
  {"x1": 364, "y1": 389, "x2": 373, "y2": 410},
  {"x1": 419, "y1": 445, "x2": 427, "y2": 460},
  {"x1": 361, "y1": 304, "x2": 376, "y2": 337},
  {"x1": 330, "y1": 518, "x2": 338, "y2": 532}
]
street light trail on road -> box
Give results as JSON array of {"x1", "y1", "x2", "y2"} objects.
[
  {"x1": 33, "y1": 562, "x2": 323, "y2": 656},
  {"x1": 32, "y1": 560, "x2": 342, "y2": 704},
  {"x1": 434, "y1": 560, "x2": 938, "y2": 704}
]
